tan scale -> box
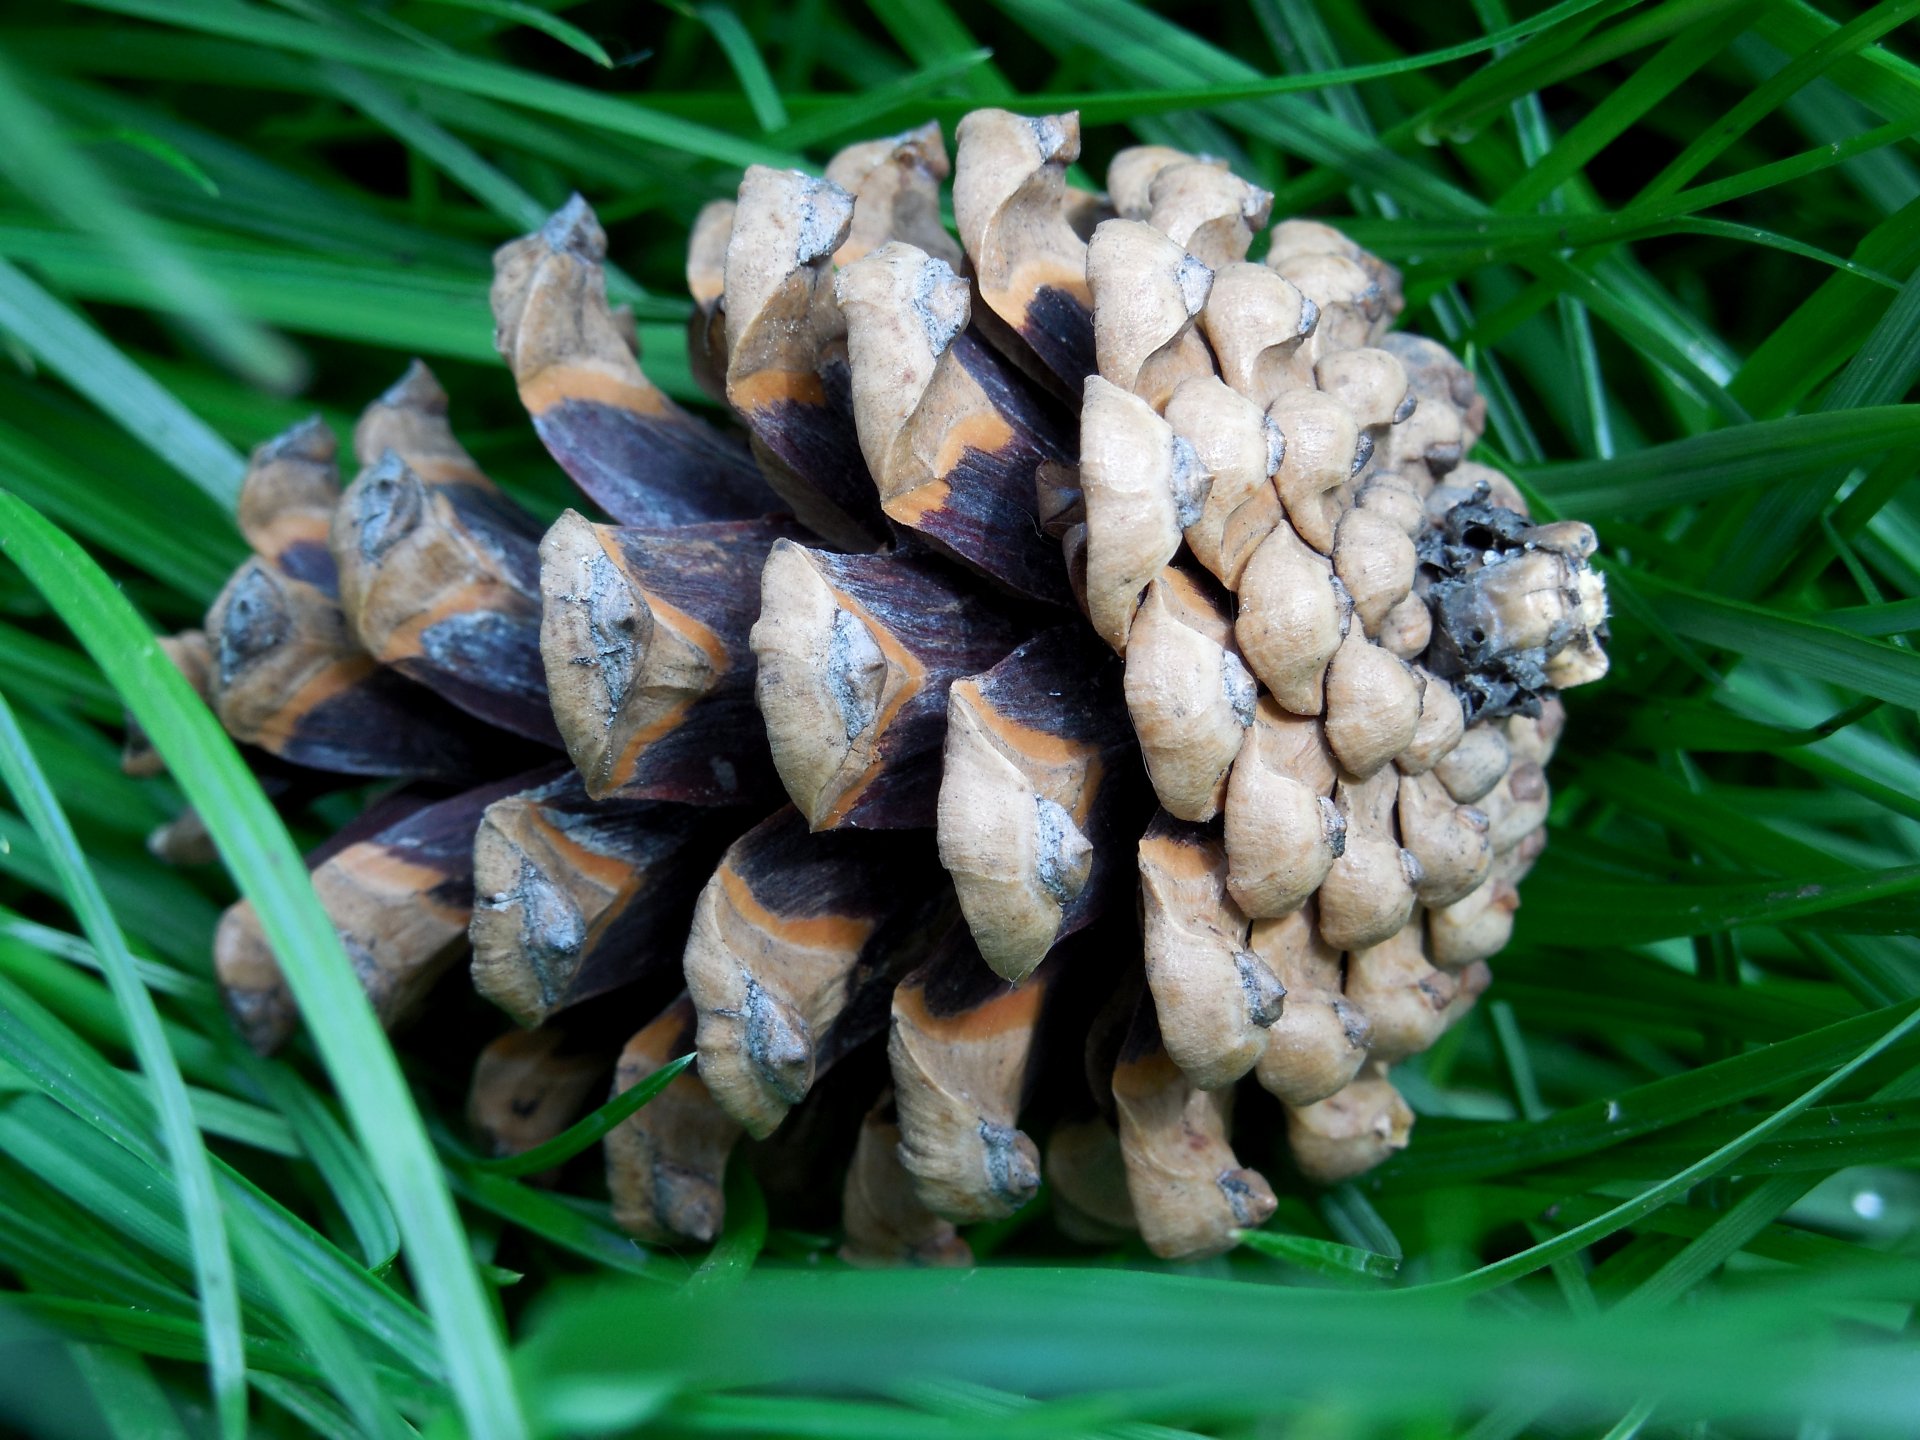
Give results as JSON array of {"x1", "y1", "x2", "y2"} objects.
[
  {"x1": 606, "y1": 995, "x2": 743, "y2": 1246},
  {"x1": 1396, "y1": 768, "x2": 1492, "y2": 908},
  {"x1": 681, "y1": 841, "x2": 888, "y2": 1139},
  {"x1": 1322, "y1": 629, "x2": 1424, "y2": 779},
  {"x1": 1395, "y1": 666, "x2": 1467, "y2": 775},
  {"x1": 1138, "y1": 817, "x2": 1283, "y2": 1090},
  {"x1": 1248, "y1": 908, "x2": 1372, "y2": 1107},
  {"x1": 1086, "y1": 218, "x2": 1215, "y2": 409},
  {"x1": 826, "y1": 120, "x2": 963, "y2": 270},
  {"x1": 1105, "y1": 144, "x2": 1192, "y2": 219},
  {"x1": 1163, "y1": 375, "x2": 1286, "y2": 585},
  {"x1": 1078, "y1": 376, "x2": 1212, "y2": 652},
  {"x1": 1317, "y1": 765, "x2": 1421, "y2": 952},
  {"x1": 685, "y1": 199, "x2": 735, "y2": 403},
  {"x1": 1234, "y1": 520, "x2": 1349, "y2": 716},
  {"x1": 840, "y1": 1095, "x2": 973, "y2": 1267},
  {"x1": 1331, "y1": 504, "x2": 1417, "y2": 638},
  {"x1": 1343, "y1": 919, "x2": 1458, "y2": 1064},
  {"x1": 1142, "y1": 159, "x2": 1273, "y2": 269},
  {"x1": 1377, "y1": 594, "x2": 1434, "y2": 659},
  {"x1": 1428, "y1": 846, "x2": 1525, "y2": 970},
  {"x1": 1113, "y1": 1022, "x2": 1277, "y2": 1259},
  {"x1": 537, "y1": 510, "x2": 762, "y2": 802},
  {"x1": 750, "y1": 544, "x2": 920, "y2": 829},
  {"x1": 951, "y1": 109, "x2": 1093, "y2": 384},
  {"x1": 1267, "y1": 386, "x2": 1365, "y2": 555},
  {"x1": 1285, "y1": 1062, "x2": 1414, "y2": 1185},
  {"x1": 234, "y1": 415, "x2": 340, "y2": 574},
  {"x1": 1481, "y1": 759, "x2": 1553, "y2": 856},
  {"x1": 214, "y1": 836, "x2": 470, "y2": 1054},
  {"x1": 1432, "y1": 720, "x2": 1510, "y2": 803},
  {"x1": 936, "y1": 670, "x2": 1104, "y2": 983},
  {"x1": 467, "y1": 1027, "x2": 607, "y2": 1165},
  {"x1": 1202, "y1": 262, "x2": 1317, "y2": 407},
  {"x1": 204, "y1": 557, "x2": 382, "y2": 754},
  {"x1": 1221, "y1": 698, "x2": 1344, "y2": 919},
  {"x1": 1122, "y1": 567, "x2": 1256, "y2": 822},
  {"x1": 888, "y1": 944, "x2": 1051, "y2": 1222},
  {"x1": 494, "y1": 200, "x2": 678, "y2": 430}
]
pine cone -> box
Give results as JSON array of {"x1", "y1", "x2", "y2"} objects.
[{"x1": 156, "y1": 109, "x2": 1608, "y2": 1264}]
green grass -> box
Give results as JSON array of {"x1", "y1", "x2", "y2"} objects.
[{"x1": 0, "y1": 1, "x2": 1916, "y2": 1436}]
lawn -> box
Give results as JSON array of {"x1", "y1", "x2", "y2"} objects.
[{"x1": 0, "y1": 1, "x2": 1918, "y2": 1437}]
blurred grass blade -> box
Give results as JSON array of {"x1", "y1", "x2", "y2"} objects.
[
  {"x1": 511, "y1": 1266, "x2": 1920, "y2": 1429},
  {"x1": 326, "y1": 63, "x2": 547, "y2": 231},
  {"x1": 325, "y1": 65, "x2": 654, "y2": 308},
  {"x1": 1431, "y1": 1003, "x2": 1920, "y2": 1295},
  {"x1": 0, "y1": 260, "x2": 245, "y2": 506},
  {"x1": 1528, "y1": 406, "x2": 1920, "y2": 513},
  {"x1": 1519, "y1": 859, "x2": 1920, "y2": 945},
  {"x1": 1382, "y1": 999, "x2": 1920, "y2": 1185},
  {"x1": 1638, "y1": 0, "x2": 1920, "y2": 200},
  {"x1": 993, "y1": 0, "x2": 1632, "y2": 123},
  {"x1": 0, "y1": 691, "x2": 246, "y2": 1440},
  {"x1": 690, "y1": 3, "x2": 789, "y2": 131},
  {"x1": 65, "y1": 1345, "x2": 193, "y2": 1440},
  {"x1": 1618, "y1": 1070, "x2": 1920, "y2": 1312},
  {"x1": 72, "y1": 0, "x2": 800, "y2": 171},
  {"x1": 89, "y1": 127, "x2": 221, "y2": 195},
  {"x1": 0, "y1": 47, "x2": 301, "y2": 392},
  {"x1": 0, "y1": 490, "x2": 527, "y2": 1440},
  {"x1": 415, "y1": 0, "x2": 613, "y2": 67},
  {"x1": 771, "y1": 49, "x2": 993, "y2": 148},
  {"x1": 1640, "y1": 579, "x2": 1920, "y2": 709}
]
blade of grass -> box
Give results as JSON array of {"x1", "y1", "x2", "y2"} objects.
[
  {"x1": 1423, "y1": 1003, "x2": 1920, "y2": 1296},
  {"x1": 325, "y1": 63, "x2": 548, "y2": 231},
  {"x1": 685, "y1": 1156, "x2": 767, "y2": 1294},
  {"x1": 0, "y1": 491, "x2": 526, "y2": 1439},
  {"x1": 1379, "y1": 999, "x2": 1920, "y2": 1186},
  {"x1": 685, "y1": 3, "x2": 788, "y2": 131},
  {"x1": 1636, "y1": 577, "x2": 1920, "y2": 708},
  {"x1": 449, "y1": 1167, "x2": 671, "y2": 1280},
  {"x1": 1235, "y1": 1228, "x2": 1401, "y2": 1281},
  {"x1": 65, "y1": 1344, "x2": 193, "y2": 1440},
  {"x1": 1613, "y1": 1065, "x2": 1920, "y2": 1313},
  {"x1": 1638, "y1": 0, "x2": 1920, "y2": 201},
  {"x1": 470, "y1": 1054, "x2": 692, "y2": 1179},
  {"x1": 0, "y1": 259, "x2": 244, "y2": 507},
  {"x1": 1517, "y1": 858, "x2": 1920, "y2": 946},
  {"x1": 72, "y1": 0, "x2": 800, "y2": 172},
  {"x1": 413, "y1": 0, "x2": 613, "y2": 68},
  {"x1": 0, "y1": 693, "x2": 244, "y2": 1440},
  {"x1": 766, "y1": 48, "x2": 992, "y2": 149},
  {"x1": 1528, "y1": 406, "x2": 1920, "y2": 513},
  {"x1": 0, "y1": 47, "x2": 301, "y2": 391}
]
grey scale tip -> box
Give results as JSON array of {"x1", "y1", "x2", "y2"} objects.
[
  {"x1": 253, "y1": 413, "x2": 335, "y2": 466},
  {"x1": 378, "y1": 359, "x2": 448, "y2": 416},
  {"x1": 540, "y1": 193, "x2": 607, "y2": 261}
]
